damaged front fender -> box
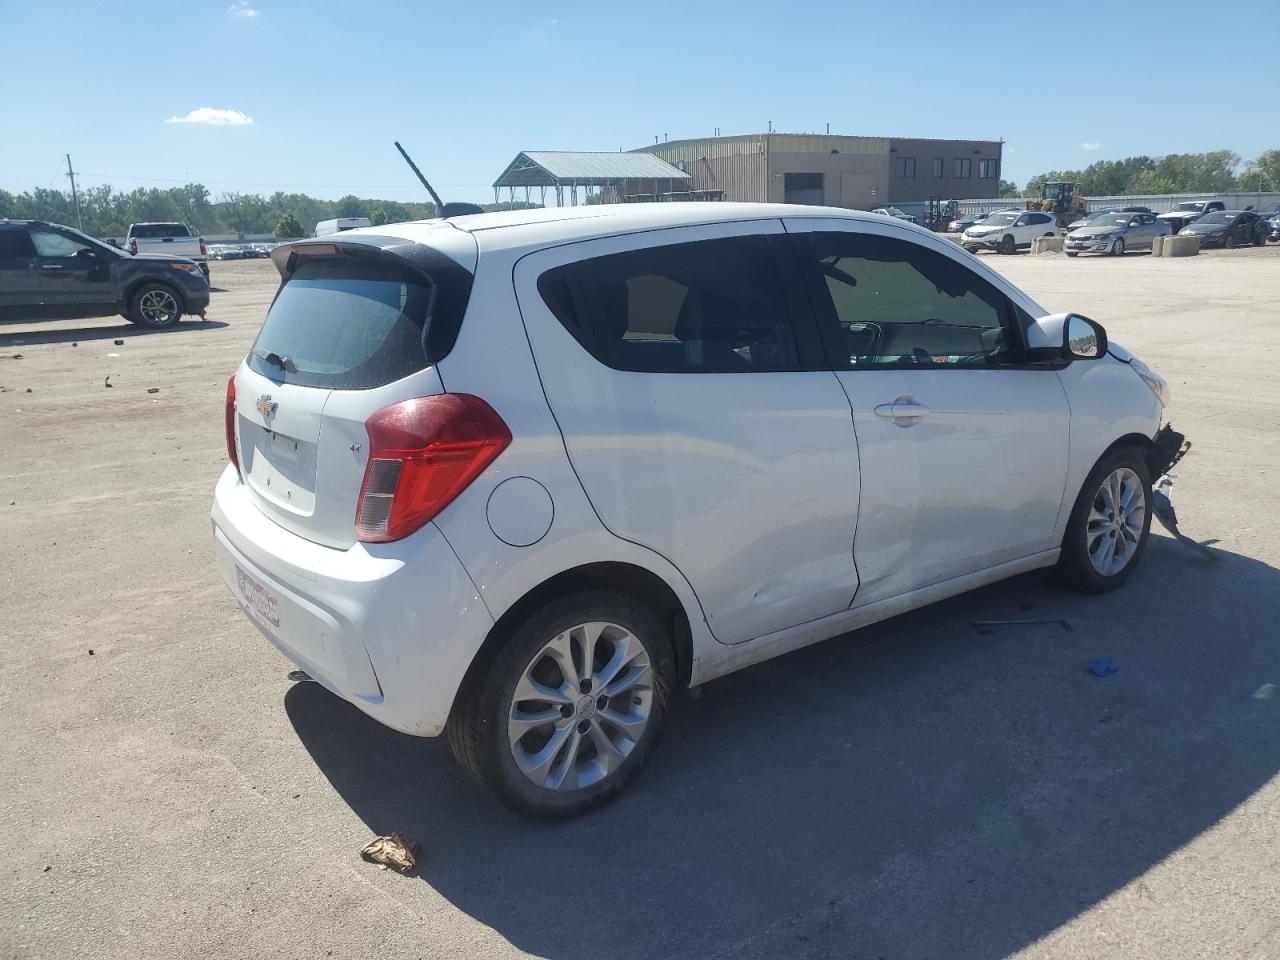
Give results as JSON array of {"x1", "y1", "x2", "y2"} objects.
[{"x1": 1147, "y1": 424, "x2": 1189, "y2": 480}]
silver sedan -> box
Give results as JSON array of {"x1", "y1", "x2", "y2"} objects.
[{"x1": 1065, "y1": 212, "x2": 1171, "y2": 257}]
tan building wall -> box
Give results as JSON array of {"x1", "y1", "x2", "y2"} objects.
[
  {"x1": 633, "y1": 133, "x2": 1001, "y2": 209},
  {"x1": 886, "y1": 138, "x2": 1003, "y2": 203}
]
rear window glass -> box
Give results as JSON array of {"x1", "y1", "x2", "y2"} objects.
[
  {"x1": 248, "y1": 258, "x2": 436, "y2": 389},
  {"x1": 130, "y1": 223, "x2": 191, "y2": 238}
]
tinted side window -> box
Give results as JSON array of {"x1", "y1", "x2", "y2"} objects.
[
  {"x1": 539, "y1": 235, "x2": 812, "y2": 373},
  {"x1": 807, "y1": 232, "x2": 1021, "y2": 368},
  {"x1": 31, "y1": 231, "x2": 92, "y2": 257},
  {"x1": 0, "y1": 229, "x2": 37, "y2": 258}
]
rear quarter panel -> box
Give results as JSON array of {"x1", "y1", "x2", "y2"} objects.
[{"x1": 430, "y1": 240, "x2": 721, "y2": 678}]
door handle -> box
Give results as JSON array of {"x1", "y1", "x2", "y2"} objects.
[
  {"x1": 39, "y1": 263, "x2": 65, "y2": 270},
  {"x1": 874, "y1": 396, "x2": 931, "y2": 426}
]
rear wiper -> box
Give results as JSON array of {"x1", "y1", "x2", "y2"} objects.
[{"x1": 253, "y1": 348, "x2": 297, "y2": 373}]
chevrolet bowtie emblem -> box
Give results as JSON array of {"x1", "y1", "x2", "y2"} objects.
[{"x1": 256, "y1": 395, "x2": 277, "y2": 418}]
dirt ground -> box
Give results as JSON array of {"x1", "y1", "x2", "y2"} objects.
[{"x1": 2, "y1": 245, "x2": 1279, "y2": 960}]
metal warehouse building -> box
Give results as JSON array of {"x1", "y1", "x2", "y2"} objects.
[{"x1": 631, "y1": 133, "x2": 1004, "y2": 209}]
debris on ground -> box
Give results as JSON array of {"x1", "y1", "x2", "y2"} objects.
[
  {"x1": 1088, "y1": 658, "x2": 1118, "y2": 678},
  {"x1": 104, "y1": 376, "x2": 112, "y2": 388},
  {"x1": 360, "y1": 833, "x2": 417, "y2": 874},
  {"x1": 113, "y1": 339, "x2": 124, "y2": 346},
  {"x1": 25, "y1": 388, "x2": 32, "y2": 393},
  {"x1": 87, "y1": 649, "x2": 94, "y2": 656},
  {"x1": 5, "y1": 354, "x2": 22, "y2": 360},
  {"x1": 1254, "y1": 683, "x2": 1275, "y2": 700},
  {"x1": 147, "y1": 387, "x2": 159, "y2": 394},
  {"x1": 1152, "y1": 476, "x2": 1218, "y2": 560},
  {"x1": 107, "y1": 352, "x2": 120, "y2": 358}
]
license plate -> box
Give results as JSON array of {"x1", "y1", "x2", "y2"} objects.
[{"x1": 236, "y1": 564, "x2": 280, "y2": 629}]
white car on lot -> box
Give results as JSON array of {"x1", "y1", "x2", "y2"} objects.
[
  {"x1": 212, "y1": 203, "x2": 1184, "y2": 819},
  {"x1": 962, "y1": 209, "x2": 1059, "y2": 254}
]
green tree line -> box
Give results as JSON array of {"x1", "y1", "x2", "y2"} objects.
[
  {"x1": 1022, "y1": 149, "x2": 1280, "y2": 198},
  {"x1": 0, "y1": 183, "x2": 535, "y2": 238}
]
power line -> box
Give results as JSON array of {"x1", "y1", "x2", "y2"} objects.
[{"x1": 76, "y1": 171, "x2": 497, "y2": 190}]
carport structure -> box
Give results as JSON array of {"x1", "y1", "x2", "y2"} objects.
[{"x1": 492, "y1": 150, "x2": 691, "y2": 207}]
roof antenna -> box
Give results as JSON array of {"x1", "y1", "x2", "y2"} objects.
[{"x1": 394, "y1": 141, "x2": 483, "y2": 218}]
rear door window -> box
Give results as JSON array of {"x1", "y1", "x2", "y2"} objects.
[
  {"x1": 0, "y1": 229, "x2": 36, "y2": 258},
  {"x1": 248, "y1": 253, "x2": 469, "y2": 389},
  {"x1": 538, "y1": 234, "x2": 822, "y2": 373}
]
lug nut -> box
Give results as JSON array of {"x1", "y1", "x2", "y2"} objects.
[
  {"x1": 560, "y1": 704, "x2": 573, "y2": 718},
  {"x1": 596, "y1": 695, "x2": 608, "y2": 709},
  {"x1": 580, "y1": 678, "x2": 592, "y2": 694},
  {"x1": 577, "y1": 719, "x2": 590, "y2": 734}
]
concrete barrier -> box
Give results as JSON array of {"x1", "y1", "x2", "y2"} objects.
[
  {"x1": 1031, "y1": 236, "x2": 1064, "y2": 254},
  {"x1": 1152, "y1": 236, "x2": 1167, "y2": 257},
  {"x1": 1163, "y1": 235, "x2": 1200, "y2": 257}
]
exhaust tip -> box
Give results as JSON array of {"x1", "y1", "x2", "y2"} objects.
[{"x1": 287, "y1": 669, "x2": 314, "y2": 683}]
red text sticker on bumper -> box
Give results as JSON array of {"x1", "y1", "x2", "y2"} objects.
[{"x1": 236, "y1": 564, "x2": 280, "y2": 629}]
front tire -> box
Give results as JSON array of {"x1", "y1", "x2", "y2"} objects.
[
  {"x1": 1066, "y1": 252, "x2": 1079, "y2": 257},
  {"x1": 1111, "y1": 238, "x2": 1125, "y2": 257},
  {"x1": 999, "y1": 234, "x2": 1016, "y2": 255},
  {"x1": 1056, "y1": 448, "x2": 1152, "y2": 593},
  {"x1": 448, "y1": 590, "x2": 675, "y2": 820},
  {"x1": 127, "y1": 283, "x2": 184, "y2": 328}
]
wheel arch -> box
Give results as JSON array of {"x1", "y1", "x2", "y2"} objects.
[{"x1": 458, "y1": 561, "x2": 695, "y2": 711}]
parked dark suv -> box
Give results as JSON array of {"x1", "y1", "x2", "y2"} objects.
[{"x1": 0, "y1": 220, "x2": 210, "y2": 327}]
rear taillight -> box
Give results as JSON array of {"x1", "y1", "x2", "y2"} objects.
[
  {"x1": 199, "y1": 238, "x2": 207, "y2": 257},
  {"x1": 127, "y1": 238, "x2": 137, "y2": 255},
  {"x1": 225, "y1": 374, "x2": 239, "y2": 470},
  {"x1": 355, "y1": 394, "x2": 511, "y2": 543}
]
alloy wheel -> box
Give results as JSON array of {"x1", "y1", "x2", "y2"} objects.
[
  {"x1": 140, "y1": 289, "x2": 179, "y2": 324},
  {"x1": 1086, "y1": 467, "x2": 1146, "y2": 576},
  {"x1": 507, "y1": 621, "x2": 654, "y2": 791},
  {"x1": 1111, "y1": 238, "x2": 1125, "y2": 256}
]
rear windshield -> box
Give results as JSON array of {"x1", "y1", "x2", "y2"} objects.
[
  {"x1": 130, "y1": 223, "x2": 191, "y2": 239},
  {"x1": 248, "y1": 258, "x2": 434, "y2": 389}
]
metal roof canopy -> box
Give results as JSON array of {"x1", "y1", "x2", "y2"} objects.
[
  {"x1": 493, "y1": 151, "x2": 690, "y2": 207},
  {"x1": 495, "y1": 151, "x2": 690, "y2": 187}
]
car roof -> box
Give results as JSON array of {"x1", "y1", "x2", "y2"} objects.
[{"x1": 356, "y1": 202, "x2": 938, "y2": 254}]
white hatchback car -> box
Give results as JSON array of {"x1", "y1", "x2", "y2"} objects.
[{"x1": 212, "y1": 203, "x2": 1185, "y2": 818}]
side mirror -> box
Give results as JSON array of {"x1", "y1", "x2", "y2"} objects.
[{"x1": 1025, "y1": 312, "x2": 1108, "y2": 362}]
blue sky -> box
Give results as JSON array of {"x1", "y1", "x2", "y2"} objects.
[{"x1": 3, "y1": 0, "x2": 1277, "y2": 204}]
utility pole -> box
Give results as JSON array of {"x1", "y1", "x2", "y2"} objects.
[{"x1": 65, "y1": 154, "x2": 84, "y2": 231}]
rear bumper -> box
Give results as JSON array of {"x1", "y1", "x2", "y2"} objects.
[{"x1": 211, "y1": 464, "x2": 494, "y2": 737}]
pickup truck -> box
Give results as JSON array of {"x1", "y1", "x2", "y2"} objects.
[
  {"x1": 126, "y1": 222, "x2": 209, "y2": 278},
  {"x1": 1157, "y1": 200, "x2": 1226, "y2": 234}
]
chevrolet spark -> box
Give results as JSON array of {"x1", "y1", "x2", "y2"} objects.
[{"x1": 212, "y1": 203, "x2": 1184, "y2": 819}]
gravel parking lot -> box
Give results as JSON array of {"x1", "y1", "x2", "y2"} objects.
[{"x1": 2, "y1": 246, "x2": 1278, "y2": 960}]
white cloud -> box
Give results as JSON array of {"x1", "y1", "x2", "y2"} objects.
[
  {"x1": 1078, "y1": 141, "x2": 1101, "y2": 152},
  {"x1": 228, "y1": 0, "x2": 261, "y2": 17},
  {"x1": 166, "y1": 107, "x2": 254, "y2": 126}
]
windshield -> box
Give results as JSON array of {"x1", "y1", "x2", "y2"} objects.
[
  {"x1": 982, "y1": 212, "x2": 1019, "y2": 226},
  {"x1": 1171, "y1": 202, "x2": 1203, "y2": 212},
  {"x1": 1094, "y1": 215, "x2": 1131, "y2": 227},
  {"x1": 1196, "y1": 212, "x2": 1232, "y2": 225}
]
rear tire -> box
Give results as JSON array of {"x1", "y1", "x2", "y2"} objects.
[
  {"x1": 127, "y1": 283, "x2": 184, "y2": 328},
  {"x1": 447, "y1": 589, "x2": 675, "y2": 820},
  {"x1": 1066, "y1": 252, "x2": 1079, "y2": 257},
  {"x1": 999, "y1": 234, "x2": 1015, "y2": 255},
  {"x1": 1224, "y1": 234, "x2": 1235, "y2": 249},
  {"x1": 1056, "y1": 447, "x2": 1152, "y2": 593},
  {"x1": 1254, "y1": 230, "x2": 1267, "y2": 248}
]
